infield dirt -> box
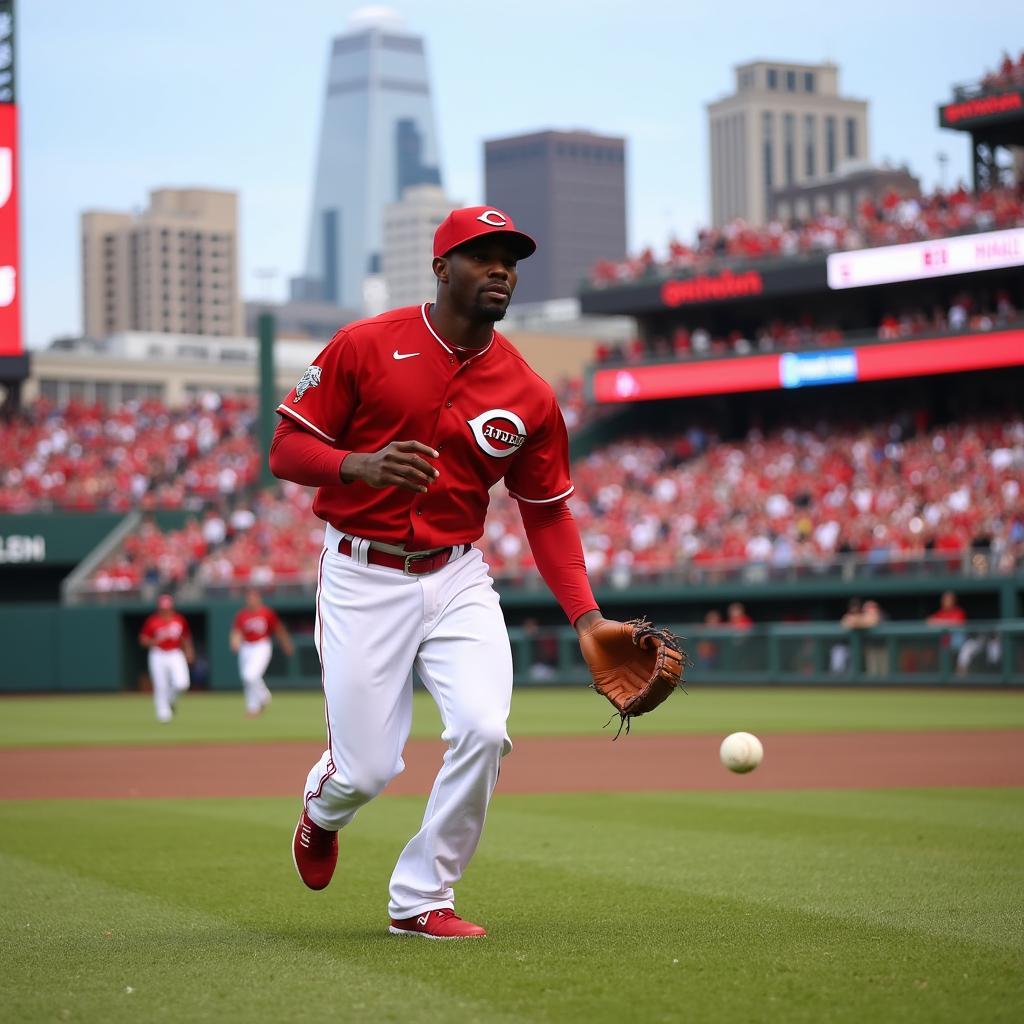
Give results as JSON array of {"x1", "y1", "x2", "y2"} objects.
[{"x1": 2, "y1": 729, "x2": 1023, "y2": 800}]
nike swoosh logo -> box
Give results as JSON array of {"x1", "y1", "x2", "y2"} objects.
[{"x1": 393, "y1": 350, "x2": 420, "y2": 360}]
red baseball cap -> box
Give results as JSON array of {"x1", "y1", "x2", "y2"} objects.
[{"x1": 433, "y1": 206, "x2": 536, "y2": 259}]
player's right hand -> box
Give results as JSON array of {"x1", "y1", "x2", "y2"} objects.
[{"x1": 342, "y1": 440, "x2": 440, "y2": 493}]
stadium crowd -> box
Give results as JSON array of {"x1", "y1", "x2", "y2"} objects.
[
  {"x1": 83, "y1": 406, "x2": 1024, "y2": 595},
  {"x1": 0, "y1": 395, "x2": 260, "y2": 513},
  {"x1": 477, "y1": 411, "x2": 1024, "y2": 584},
  {"x1": 979, "y1": 50, "x2": 1024, "y2": 93},
  {"x1": 595, "y1": 289, "x2": 1020, "y2": 363},
  {"x1": 588, "y1": 184, "x2": 1024, "y2": 287}
]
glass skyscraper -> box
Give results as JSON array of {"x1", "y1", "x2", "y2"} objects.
[{"x1": 295, "y1": 8, "x2": 442, "y2": 311}]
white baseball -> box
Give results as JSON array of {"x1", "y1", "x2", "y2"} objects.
[{"x1": 719, "y1": 732, "x2": 764, "y2": 773}]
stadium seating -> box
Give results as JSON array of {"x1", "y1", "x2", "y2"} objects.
[
  {"x1": 477, "y1": 411, "x2": 1024, "y2": 585},
  {"x1": 596, "y1": 290, "x2": 1021, "y2": 364},
  {"x1": 979, "y1": 50, "x2": 1024, "y2": 94},
  {"x1": 0, "y1": 395, "x2": 260, "y2": 513},
  {"x1": 80, "y1": 406, "x2": 1024, "y2": 595},
  {"x1": 588, "y1": 185, "x2": 1024, "y2": 288}
]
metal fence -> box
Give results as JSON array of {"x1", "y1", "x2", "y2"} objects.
[{"x1": 270, "y1": 619, "x2": 1024, "y2": 689}]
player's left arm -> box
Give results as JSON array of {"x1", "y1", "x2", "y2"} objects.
[
  {"x1": 517, "y1": 498, "x2": 600, "y2": 627},
  {"x1": 510, "y1": 396, "x2": 681, "y2": 719},
  {"x1": 274, "y1": 620, "x2": 295, "y2": 658},
  {"x1": 508, "y1": 393, "x2": 600, "y2": 628},
  {"x1": 181, "y1": 620, "x2": 196, "y2": 664}
]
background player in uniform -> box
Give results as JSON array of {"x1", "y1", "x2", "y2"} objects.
[
  {"x1": 138, "y1": 594, "x2": 194, "y2": 723},
  {"x1": 270, "y1": 206, "x2": 611, "y2": 940},
  {"x1": 230, "y1": 588, "x2": 295, "y2": 717}
]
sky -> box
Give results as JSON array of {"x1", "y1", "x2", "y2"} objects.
[{"x1": 17, "y1": 0, "x2": 1020, "y2": 349}]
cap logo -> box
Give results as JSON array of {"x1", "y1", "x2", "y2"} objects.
[{"x1": 476, "y1": 210, "x2": 508, "y2": 227}]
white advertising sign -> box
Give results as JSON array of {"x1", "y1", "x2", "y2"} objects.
[{"x1": 827, "y1": 228, "x2": 1024, "y2": 290}]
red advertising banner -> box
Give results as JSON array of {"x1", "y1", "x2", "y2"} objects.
[
  {"x1": 0, "y1": 102, "x2": 20, "y2": 356},
  {"x1": 592, "y1": 353, "x2": 782, "y2": 403},
  {"x1": 855, "y1": 332, "x2": 1024, "y2": 383},
  {"x1": 591, "y1": 331, "x2": 1024, "y2": 403},
  {"x1": 939, "y1": 90, "x2": 1024, "y2": 127}
]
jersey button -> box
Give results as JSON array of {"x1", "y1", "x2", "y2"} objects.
[{"x1": 445, "y1": 400, "x2": 453, "y2": 408}]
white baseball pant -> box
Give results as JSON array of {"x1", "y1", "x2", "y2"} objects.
[
  {"x1": 148, "y1": 648, "x2": 190, "y2": 723},
  {"x1": 304, "y1": 524, "x2": 513, "y2": 920},
  {"x1": 239, "y1": 639, "x2": 273, "y2": 713}
]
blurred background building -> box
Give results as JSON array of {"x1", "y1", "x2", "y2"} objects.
[
  {"x1": 381, "y1": 183, "x2": 460, "y2": 309},
  {"x1": 242, "y1": 299, "x2": 355, "y2": 344},
  {"x1": 769, "y1": 162, "x2": 921, "y2": 221},
  {"x1": 291, "y1": 7, "x2": 443, "y2": 311},
  {"x1": 484, "y1": 129, "x2": 627, "y2": 304},
  {"x1": 80, "y1": 188, "x2": 242, "y2": 339},
  {"x1": 707, "y1": 60, "x2": 869, "y2": 227}
]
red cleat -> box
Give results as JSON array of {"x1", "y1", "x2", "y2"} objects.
[
  {"x1": 388, "y1": 908, "x2": 487, "y2": 940},
  {"x1": 291, "y1": 809, "x2": 338, "y2": 891}
]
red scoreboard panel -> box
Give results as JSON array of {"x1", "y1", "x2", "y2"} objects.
[
  {"x1": 0, "y1": 0, "x2": 20, "y2": 358},
  {"x1": 0, "y1": 102, "x2": 20, "y2": 356}
]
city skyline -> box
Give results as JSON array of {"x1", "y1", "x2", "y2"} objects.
[
  {"x1": 19, "y1": 0, "x2": 1020, "y2": 348},
  {"x1": 295, "y1": 8, "x2": 443, "y2": 310}
]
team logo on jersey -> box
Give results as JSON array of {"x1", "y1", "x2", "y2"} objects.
[
  {"x1": 293, "y1": 365, "x2": 322, "y2": 403},
  {"x1": 476, "y1": 210, "x2": 508, "y2": 227},
  {"x1": 467, "y1": 409, "x2": 527, "y2": 458}
]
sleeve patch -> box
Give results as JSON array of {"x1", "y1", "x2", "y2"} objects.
[{"x1": 293, "y1": 365, "x2": 322, "y2": 402}]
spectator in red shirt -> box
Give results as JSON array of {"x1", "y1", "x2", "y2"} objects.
[
  {"x1": 726, "y1": 602, "x2": 753, "y2": 629},
  {"x1": 926, "y1": 590, "x2": 966, "y2": 627}
]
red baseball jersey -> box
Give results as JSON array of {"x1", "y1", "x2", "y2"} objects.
[
  {"x1": 277, "y1": 303, "x2": 573, "y2": 548},
  {"x1": 234, "y1": 606, "x2": 281, "y2": 643},
  {"x1": 929, "y1": 608, "x2": 966, "y2": 625},
  {"x1": 140, "y1": 612, "x2": 191, "y2": 651}
]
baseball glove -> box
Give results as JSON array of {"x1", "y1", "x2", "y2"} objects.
[{"x1": 578, "y1": 617, "x2": 686, "y2": 736}]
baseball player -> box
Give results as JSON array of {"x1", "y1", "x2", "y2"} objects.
[
  {"x1": 269, "y1": 206, "x2": 605, "y2": 940},
  {"x1": 230, "y1": 588, "x2": 295, "y2": 717},
  {"x1": 138, "y1": 594, "x2": 194, "y2": 723}
]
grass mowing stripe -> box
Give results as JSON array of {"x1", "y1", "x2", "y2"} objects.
[
  {"x1": 2, "y1": 792, "x2": 1021, "y2": 1023},
  {"x1": 0, "y1": 852, "x2": 525, "y2": 1024},
  {"x1": 2, "y1": 688, "x2": 1024, "y2": 748},
  {"x1": 465, "y1": 792, "x2": 1024, "y2": 951}
]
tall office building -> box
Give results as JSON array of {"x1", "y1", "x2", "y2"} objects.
[
  {"x1": 382, "y1": 184, "x2": 459, "y2": 309},
  {"x1": 707, "y1": 61, "x2": 869, "y2": 227},
  {"x1": 295, "y1": 7, "x2": 442, "y2": 311},
  {"x1": 81, "y1": 188, "x2": 241, "y2": 339},
  {"x1": 485, "y1": 130, "x2": 627, "y2": 304}
]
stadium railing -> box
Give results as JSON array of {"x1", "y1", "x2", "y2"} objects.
[
  {"x1": 588, "y1": 317, "x2": 1024, "y2": 369},
  {"x1": 68, "y1": 548, "x2": 1017, "y2": 602},
  {"x1": 494, "y1": 550, "x2": 1017, "y2": 592},
  {"x1": 270, "y1": 619, "x2": 1024, "y2": 688}
]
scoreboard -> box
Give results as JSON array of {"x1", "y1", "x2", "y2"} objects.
[{"x1": 0, "y1": 0, "x2": 19, "y2": 361}]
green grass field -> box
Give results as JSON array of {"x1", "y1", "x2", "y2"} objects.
[
  {"x1": 2, "y1": 688, "x2": 1023, "y2": 1022},
  {"x1": 3, "y1": 686, "x2": 1024, "y2": 747}
]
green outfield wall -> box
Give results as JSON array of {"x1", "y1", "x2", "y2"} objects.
[
  {"x1": 1, "y1": 594, "x2": 1022, "y2": 692},
  {"x1": 0, "y1": 513, "x2": 124, "y2": 567}
]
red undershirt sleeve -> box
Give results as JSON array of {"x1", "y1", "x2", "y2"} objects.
[
  {"x1": 269, "y1": 416, "x2": 352, "y2": 487},
  {"x1": 518, "y1": 498, "x2": 599, "y2": 626}
]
